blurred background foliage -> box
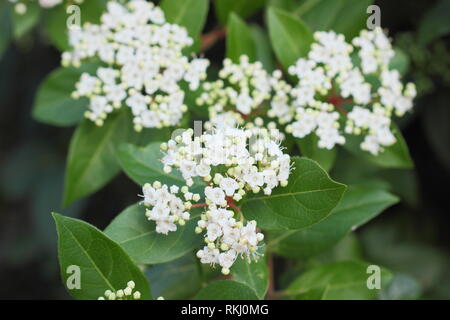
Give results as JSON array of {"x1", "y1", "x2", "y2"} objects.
[{"x1": 0, "y1": 0, "x2": 449, "y2": 299}]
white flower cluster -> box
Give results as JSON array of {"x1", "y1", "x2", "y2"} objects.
[
  {"x1": 63, "y1": 0, "x2": 209, "y2": 130},
  {"x1": 154, "y1": 126, "x2": 291, "y2": 274},
  {"x1": 98, "y1": 281, "x2": 141, "y2": 300},
  {"x1": 9, "y1": 0, "x2": 67, "y2": 14},
  {"x1": 141, "y1": 181, "x2": 200, "y2": 235},
  {"x1": 196, "y1": 56, "x2": 274, "y2": 129},
  {"x1": 268, "y1": 28, "x2": 416, "y2": 154}
]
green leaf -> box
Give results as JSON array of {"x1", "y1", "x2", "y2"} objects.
[
  {"x1": 297, "y1": 134, "x2": 337, "y2": 172},
  {"x1": 0, "y1": 2, "x2": 12, "y2": 58},
  {"x1": 286, "y1": 261, "x2": 392, "y2": 300},
  {"x1": 146, "y1": 253, "x2": 202, "y2": 300},
  {"x1": 104, "y1": 203, "x2": 203, "y2": 264},
  {"x1": 118, "y1": 142, "x2": 195, "y2": 187},
  {"x1": 46, "y1": 0, "x2": 107, "y2": 51},
  {"x1": 389, "y1": 48, "x2": 410, "y2": 75},
  {"x1": 226, "y1": 13, "x2": 256, "y2": 63},
  {"x1": 343, "y1": 124, "x2": 414, "y2": 169},
  {"x1": 242, "y1": 157, "x2": 346, "y2": 230},
  {"x1": 250, "y1": 24, "x2": 276, "y2": 72},
  {"x1": 231, "y1": 245, "x2": 269, "y2": 299},
  {"x1": 295, "y1": 0, "x2": 373, "y2": 39},
  {"x1": 160, "y1": 0, "x2": 209, "y2": 39},
  {"x1": 195, "y1": 280, "x2": 259, "y2": 300},
  {"x1": 32, "y1": 62, "x2": 100, "y2": 127},
  {"x1": 267, "y1": 185, "x2": 398, "y2": 259},
  {"x1": 418, "y1": 0, "x2": 450, "y2": 46},
  {"x1": 63, "y1": 110, "x2": 132, "y2": 206},
  {"x1": 267, "y1": 6, "x2": 313, "y2": 70},
  {"x1": 216, "y1": 0, "x2": 267, "y2": 25},
  {"x1": 12, "y1": 2, "x2": 41, "y2": 39},
  {"x1": 52, "y1": 213, "x2": 151, "y2": 300}
]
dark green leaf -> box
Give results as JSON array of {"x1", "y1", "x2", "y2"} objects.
[
  {"x1": 32, "y1": 62, "x2": 100, "y2": 127},
  {"x1": 0, "y1": 2, "x2": 12, "y2": 58},
  {"x1": 267, "y1": 185, "x2": 398, "y2": 258},
  {"x1": 267, "y1": 7, "x2": 313, "y2": 70},
  {"x1": 286, "y1": 261, "x2": 392, "y2": 300},
  {"x1": 231, "y1": 245, "x2": 269, "y2": 299},
  {"x1": 297, "y1": 134, "x2": 337, "y2": 172},
  {"x1": 53, "y1": 213, "x2": 151, "y2": 300},
  {"x1": 195, "y1": 280, "x2": 259, "y2": 300},
  {"x1": 63, "y1": 110, "x2": 132, "y2": 206},
  {"x1": 146, "y1": 253, "x2": 202, "y2": 300},
  {"x1": 226, "y1": 13, "x2": 256, "y2": 62},
  {"x1": 343, "y1": 124, "x2": 414, "y2": 169},
  {"x1": 104, "y1": 203, "x2": 203, "y2": 264},
  {"x1": 242, "y1": 157, "x2": 346, "y2": 230},
  {"x1": 418, "y1": 0, "x2": 450, "y2": 46},
  {"x1": 389, "y1": 48, "x2": 410, "y2": 75},
  {"x1": 12, "y1": 2, "x2": 41, "y2": 39},
  {"x1": 160, "y1": 0, "x2": 209, "y2": 38},
  {"x1": 216, "y1": 0, "x2": 267, "y2": 25},
  {"x1": 250, "y1": 24, "x2": 276, "y2": 72}
]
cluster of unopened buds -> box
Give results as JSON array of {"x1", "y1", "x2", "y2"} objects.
[
  {"x1": 98, "y1": 281, "x2": 141, "y2": 300},
  {"x1": 63, "y1": 0, "x2": 209, "y2": 130},
  {"x1": 269, "y1": 28, "x2": 416, "y2": 154},
  {"x1": 138, "y1": 125, "x2": 291, "y2": 274},
  {"x1": 141, "y1": 181, "x2": 200, "y2": 235},
  {"x1": 196, "y1": 56, "x2": 274, "y2": 129}
]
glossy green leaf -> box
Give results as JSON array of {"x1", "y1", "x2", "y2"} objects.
[
  {"x1": 53, "y1": 213, "x2": 151, "y2": 300},
  {"x1": 231, "y1": 245, "x2": 269, "y2": 299},
  {"x1": 242, "y1": 157, "x2": 346, "y2": 230},
  {"x1": 216, "y1": 0, "x2": 267, "y2": 25},
  {"x1": 226, "y1": 13, "x2": 256, "y2": 62},
  {"x1": 160, "y1": 0, "x2": 209, "y2": 38},
  {"x1": 12, "y1": 2, "x2": 41, "y2": 39},
  {"x1": 118, "y1": 142, "x2": 196, "y2": 187},
  {"x1": 195, "y1": 280, "x2": 259, "y2": 300},
  {"x1": 295, "y1": 0, "x2": 373, "y2": 39},
  {"x1": 286, "y1": 261, "x2": 392, "y2": 300},
  {"x1": 250, "y1": 24, "x2": 276, "y2": 72},
  {"x1": 343, "y1": 125, "x2": 414, "y2": 169},
  {"x1": 146, "y1": 253, "x2": 202, "y2": 300},
  {"x1": 63, "y1": 111, "x2": 132, "y2": 206},
  {"x1": 32, "y1": 62, "x2": 100, "y2": 127},
  {"x1": 267, "y1": 185, "x2": 398, "y2": 258},
  {"x1": 297, "y1": 134, "x2": 337, "y2": 172},
  {"x1": 267, "y1": 7, "x2": 313, "y2": 70},
  {"x1": 104, "y1": 203, "x2": 203, "y2": 264},
  {"x1": 46, "y1": 0, "x2": 107, "y2": 51}
]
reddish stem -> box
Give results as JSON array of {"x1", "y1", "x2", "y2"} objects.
[
  {"x1": 226, "y1": 196, "x2": 241, "y2": 212},
  {"x1": 191, "y1": 203, "x2": 208, "y2": 209},
  {"x1": 327, "y1": 95, "x2": 352, "y2": 115},
  {"x1": 201, "y1": 27, "x2": 227, "y2": 52}
]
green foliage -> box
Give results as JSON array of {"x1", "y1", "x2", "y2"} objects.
[
  {"x1": 53, "y1": 213, "x2": 151, "y2": 300},
  {"x1": 104, "y1": 204, "x2": 203, "y2": 264},
  {"x1": 242, "y1": 157, "x2": 346, "y2": 230},
  {"x1": 216, "y1": 0, "x2": 267, "y2": 25},
  {"x1": 12, "y1": 2, "x2": 41, "y2": 39},
  {"x1": 0, "y1": 2, "x2": 12, "y2": 58},
  {"x1": 267, "y1": 6, "x2": 313, "y2": 70},
  {"x1": 231, "y1": 245, "x2": 269, "y2": 299},
  {"x1": 418, "y1": 0, "x2": 450, "y2": 46},
  {"x1": 195, "y1": 280, "x2": 259, "y2": 300},
  {"x1": 297, "y1": 134, "x2": 337, "y2": 172},
  {"x1": 267, "y1": 185, "x2": 398, "y2": 258},
  {"x1": 286, "y1": 261, "x2": 391, "y2": 299},
  {"x1": 226, "y1": 13, "x2": 256, "y2": 62},
  {"x1": 63, "y1": 110, "x2": 134, "y2": 206},
  {"x1": 33, "y1": 62, "x2": 100, "y2": 126}
]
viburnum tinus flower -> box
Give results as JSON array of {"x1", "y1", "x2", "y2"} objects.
[
  {"x1": 196, "y1": 55, "x2": 276, "y2": 130},
  {"x1": 98, "y1": 281, "x2": 141, "y2": 300},
  {"x1": 148, "y1": 125, "x2": 292, "y2": 274},
  {"x1": 140, "y1": 181, "x2": 201, "y2": 235},
  {"x1": 62, "y1": 0, "x2": 209, "y2": 130},
  {"x1": 269, "y1": 28, "x2": 416, "y2": 155}
]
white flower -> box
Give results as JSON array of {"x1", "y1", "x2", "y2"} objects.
[{"x1": 205, "y1": 187, "x2": 226, "y2": 206}]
